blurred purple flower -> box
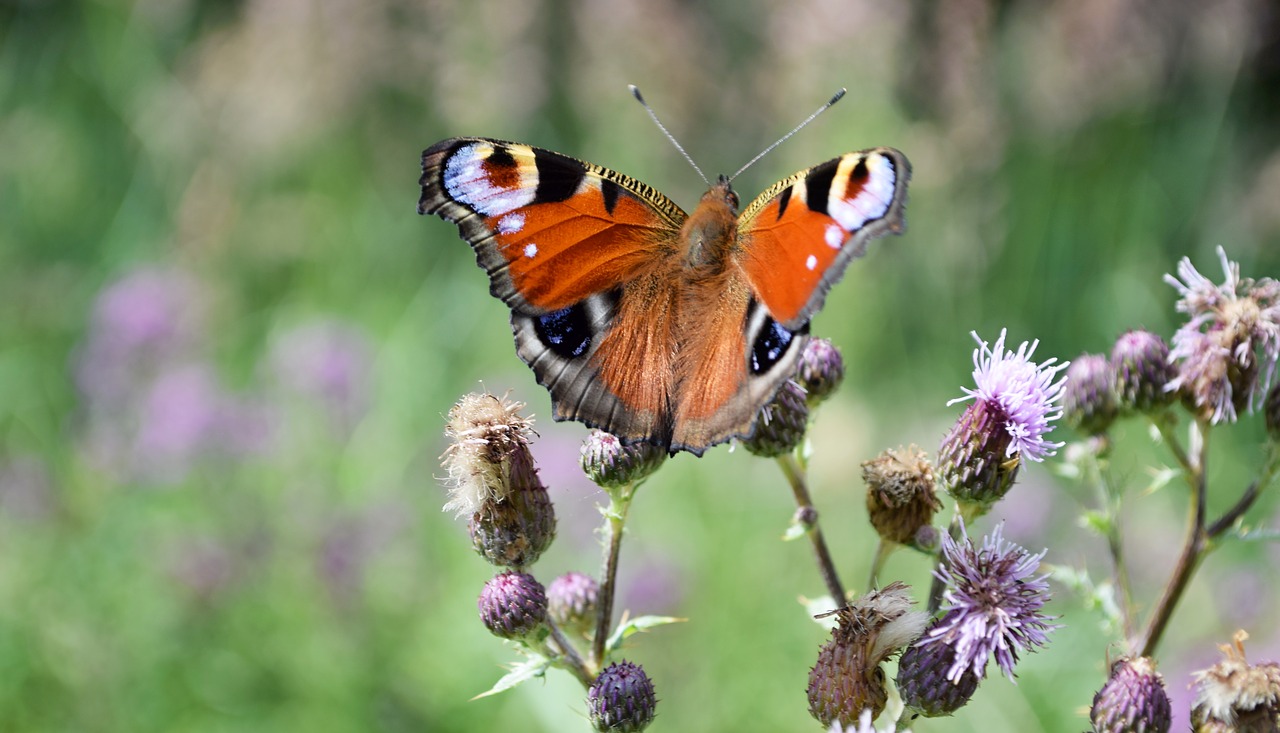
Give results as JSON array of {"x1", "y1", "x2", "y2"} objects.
[
  {"x1": 316, "y1": 502, "x2": 408, "y2": 607},
  {"x1": 618, "y1": 550, "x2": 685, "y2": 616},
  {"x1": 75, "y1": 266, "x2": 204, "y2": 404},
  {"x1": 949, "y1": 329, "x2": 1068, "y2": 462},
  {"x1": 921, "y1": 523, "x2": 1056, "y2": 682},
  {"x1": 266, "y1": 320, "x2": 374, "y2": 432}
]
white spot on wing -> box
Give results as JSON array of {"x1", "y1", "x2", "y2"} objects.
[
  {"x1": 442, "y1": 143, "x2": 537, "y2": 217},
  {"x1": 806, "y1": 254, "x2": 818, "y2": 271},
  {"x1": 828, "y1": 154, "x2": 896, "y2": 233},
  {"x1": 524, "y1": 243, "x2": 538, "y2": 258},
  {"x1": 497, "y1": 213, "x2": 525, "y2": 234},
  {"x1": 825, "y1": 224, "x2": 844, "y2": 249}
]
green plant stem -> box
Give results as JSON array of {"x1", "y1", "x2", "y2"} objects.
[
  {"x1": 1136, "y1": 418, "x2": 1208, "y2": 658},
  {"x1": 867, "y1": 539, "x2": 894, "y2": 592},
  {"x1": 1085, "y1": 438, "x2": 1135, "y2": 641},
  {"x1": 545, "y1": 619, "x2": 593, "y2": 687},
  {"x1": 776, "y1": 453, "x2": 847, "y2": 605},
  {"x1": 592, "y1": 483, "x2": 636, "y2": 670}
]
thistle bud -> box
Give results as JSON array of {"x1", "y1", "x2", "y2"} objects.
[
  {"x1": 743, "y1": 381, "x2": 809, "y2": 457},
  {"x1": 796, "y1": 337, "x2": 846, "y2": 407},
  {"x1": 1090, "y1": 657, "x2": 1172, "y2": 733},
  {"x1": 468, "y1": 447, "x2": 556, "y2": 567},
  {"x1": 1191, "y1": 631, "x2": 1280, "y2": 732},
  {"x1": 580, "y1": 430, "x2": 667, "y2": 489},
  {"x1": 896, "y1": 631, "x2": 980, "y2": 717},
  {"x1": 862, "y1": 446, "x2": 941, "y2": 545},
  {"x1": 1111, "y1": 330, "x2": 1176, "y2": 414},
  {"x1": 937, "y1": 398, "x2": 1019, "y2": 510},
  {"x1": 1063, "y1": 354, "x2": 1118, "y2": 435},
  {"x1": 547, "y1": 571, "x2": 599, "y2": 638},
  {"x1": 807, "y1": 582, "x2": 929, "y2": 727},
  {"x1": 477, "y1": 570, "x2": 548, "y2": 641},
  {"x1": 587, "y1": 660, "x2": 657, "y2": 732}
]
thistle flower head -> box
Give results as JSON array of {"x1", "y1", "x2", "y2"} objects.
[
  {"x1": 587, "y1": 660, "x2": 657, "y2": 732},
  {"x1": 1165, "y1": 247, "x2": 1280, "y2": 424},
  {"x1": 442, "y1": 392, "x2": 536, "y2": 517},
  {"x1": 807, "y1": 582, "x2": 930, "y2": 728},
  {"x1": 1090, "y1": 656, "x2": 1173, "y2": 733},
  {"x1": 949, "y1": 330, "x2": 1068, "y2": 462},
  {"x1": 924, "y1": 523, "x2": 1057, "y2": 683}
]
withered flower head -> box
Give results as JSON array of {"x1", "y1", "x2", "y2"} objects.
[
  {"x1": 442, "y1": 392, "x2": 536, "y2": 516},
  {"x1": 807, "y1": 582, "x2": 929, "y2": 728},
  {"x1": 862, "y1": 446, "x2": 941, "y2": 545},
  {"x1": 1191, "y1": 630, "x2": 1280, "y2": 732}
]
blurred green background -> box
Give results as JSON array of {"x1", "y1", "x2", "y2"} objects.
[{"x1": 2, "y1": 0, "x2": 1279, "y2": 731}]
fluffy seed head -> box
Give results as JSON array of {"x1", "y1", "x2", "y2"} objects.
[
  {"x1": 442, "y1": 393, "x2": 536, "y2": 517},
  {"x1": 1191, "y1": 630, "x2": 1280, "y2": 731}
]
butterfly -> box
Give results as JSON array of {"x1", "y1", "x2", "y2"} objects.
[{"x1": 419, "y1": 104, "x2": 910, "y2": 456}]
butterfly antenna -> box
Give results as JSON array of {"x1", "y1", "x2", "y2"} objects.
[
  {"x1": 629, "y1": 84, "x2": 710, "y2": 186},
  {"x1": 729, "y1": 88, "x2": 846, "y2": 181}
]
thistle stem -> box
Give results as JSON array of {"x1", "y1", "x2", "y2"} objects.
[
  {"x1": 867, "y1": 539, "x2": 895, "y2": 592},
  {"x1": 1137, "y1": 419, "x2": 1208, "y2": 657},
  {"x1": 545, "y1": 618, "x2": 593, "y2": 687},
  {"x1": 777, "y1": 453, "x2": 847, "y2": 605},
  {"x1": 592, "y1": 482, "x2": 636, "y2": 670}
]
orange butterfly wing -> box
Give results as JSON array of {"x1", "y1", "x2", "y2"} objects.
[
  {"x1": 735, "y1": 148, "x2": 910, "y2": 328},
  {"x1": 419, "y1": 138, "x2": 689, "y2": 445}
]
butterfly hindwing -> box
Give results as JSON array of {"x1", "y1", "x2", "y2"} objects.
[
  {"x1": 735, "y1": 148, "x2": 910, "y2": 328},
  {"x1": 419, "y1": 137, "x2": 689, "y2": 444}
]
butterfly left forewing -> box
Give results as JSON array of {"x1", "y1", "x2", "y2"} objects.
[
  {"x1": 419, "y1": 137, "x2": 690, "y2": 446},
  {"x1": 735, "y1": 148, "x2": 910, "y2": 328}
]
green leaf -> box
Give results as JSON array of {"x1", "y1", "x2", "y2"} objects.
[
  {"x1": 605, "y1": 615, "x2": 684, "y2": 653},
  {"x1": 471, "y1": 655, "x2": 551, "y2": 700},
  {"x1": 1079, "y1": 509, "x2": 1112, "y2": 536},
  {"x1": 782, "y1": 518, "x2": 808, "y2": 542},
  {"x1": 1143, "y1": 466, "x2": 1178, "y2": 495}
]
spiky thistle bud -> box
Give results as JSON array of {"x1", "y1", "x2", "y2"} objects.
[
  {"x1": 587, "y1": 660, "x2": 657, "y2": 732},
  {"x1": 580, "y1": 430, "x2": 666, "y2": 489},
  {"x1": 796, "y1": 337, "x2": 846, "y2": 407},
  {"x1": 808, "y1": 582, "x2": 930, "y2": 728},
  {"x1": 547, "y1": 571, "x2": 599, "y2": 638},
  {"x1": 1111, "y1": 330, "x2": 1176, "y2": 414},
  {"x1": 744, "y1": 381, "x2": 809, "y2": 457},
  {"x1": 1191, "y1": 630, "x2": 1280, "y2": 732},
  {"x1": 1063, "y1": 354, "x2": 1119, "y2": 435},
  {"x1": 862, "y1": 446, "x2": 941, "y2": 546},
  {"x1": 1090, "y1": 657, "x2": 1172, "y2": 733},
  {"x1": 477, "y1": 570, "x2": 548, "y2": 641}
]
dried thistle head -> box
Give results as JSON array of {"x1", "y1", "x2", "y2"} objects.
[
  {"x1": 1192, "y1": 630, "x2": 1280, "y2": 732},
  {"x1": 862, "y1": 446, "x2": 941, "y2": 545},
  {"x1": 441, "y1": 392, "x2": 536, "y2": 517},
  {"x1": 807, "y1": 582, "x2": 929, "y2": 728}
]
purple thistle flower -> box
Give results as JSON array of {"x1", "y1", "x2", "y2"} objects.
[
  {"x1": 1164, "y1": 246, "x2": 1280, "y2": 423},
  {"x1": 921, "y1": 523, "x2": 1057, "y2": 682},
  {"x1": 949, "y1": 329, "x2": 1068, "y2": 463}
]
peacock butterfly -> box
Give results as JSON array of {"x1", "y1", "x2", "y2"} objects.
[{"x1": 418, "y1": 89, "x2": 910, "y2": 455}]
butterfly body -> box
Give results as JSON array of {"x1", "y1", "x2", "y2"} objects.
[{"x1": 420, "y1": 137, "x2": 909, "y2": 455}]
